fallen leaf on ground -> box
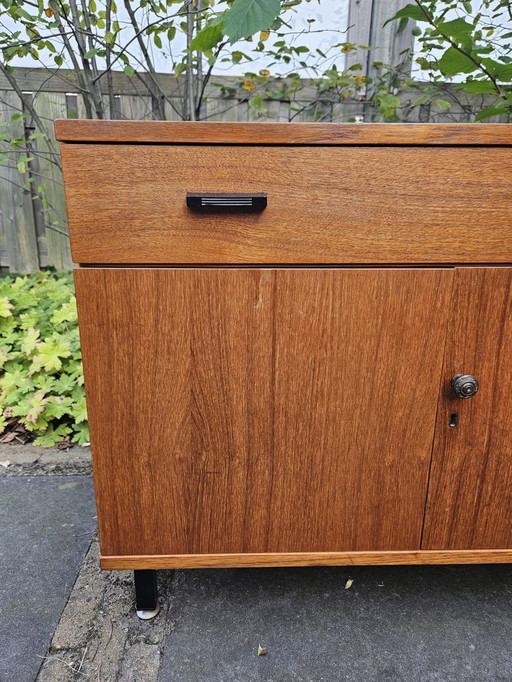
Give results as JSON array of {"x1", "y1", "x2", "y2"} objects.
[
  {"x1": 257, "y1": 645, "x2": 266, "y2": 656},
  {"x1": 345, "y1": 578, "x2": 354, "y2": 589}
]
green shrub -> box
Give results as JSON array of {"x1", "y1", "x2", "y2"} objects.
[{"x1": 0, "y1": 271, "x2": 89, "y2": 447}]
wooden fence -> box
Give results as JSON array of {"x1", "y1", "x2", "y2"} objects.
[{"x1": 0, "y1": 67, "x2": 508, "y2": 272}]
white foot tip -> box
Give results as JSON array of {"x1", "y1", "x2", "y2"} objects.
[{"x1": 136, "y1": 604, "x2": 161, "y2": 620}]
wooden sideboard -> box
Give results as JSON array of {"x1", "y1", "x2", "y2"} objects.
[{"x1": 56, "y1": 120, "x2": 512, "y2": 613}]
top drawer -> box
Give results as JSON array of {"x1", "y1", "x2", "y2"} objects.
[{"x1": 59, "y1": 131, "x2": 512, "y2": 265}]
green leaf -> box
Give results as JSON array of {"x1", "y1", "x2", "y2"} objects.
[
  {"x1": 71, "y1": 395, "x2": 88, "y2": 423},
  {"x1": 25, "y1": 391, "x2": 50, "y2": 424},
  {"x1": 34, "y1": 375, "x2": 55, "y2": 394},
  {"x1": 438, "y1": 47, "x2": 478, "y2": 77},
  {"x1": 481, "y1": 59, "x2": 512, "y2": 81},
  {"x1": 33, "y1": 423, "x2": 71, "y2": 447},
  {"x1": 15, "y1": 7, "x2": 35, "y2": 21},
  {"x1": 383, "y1": 3, "x2": 429, "y2": 27},
  {"x1": 50, "y1": 299, "x2": 77, "y2": 326},
  {"x1": 190, "y1": 20, "x2": 224, "y2": 51},
  {"x1": 0, "y1": 297, "x2": 13, "y2": 318},
  {"x1": 379, "y1": 93, "x2": 401, "y2": 108},
  {"x1": 53, "y1": 374, "x2": 76, "y2": 394},
  {"x1": 71, "y1": 422, "x2": 90, "y2": 445},
  {"x1": 34, "y1": 337, "x2": 71, "y2": 372},
  {"x1": 45, "y1": 395, "x2": 74, "y2": 419},
  {"x1": 223, "y1": 0, "x2": 281, "y2": 44},
  {"x1": 83, "y1": 48, "x2": 101, "y2": 59},
  {"x1": 397, "y1": 16, "x2": 409, "y2": 34},
  {"x1": 437, "y1": 18, "x2": 473, "y2": 40},
  {"x1": 124, "y1": 64, "x2": 135, "y2": 76},
  {"x1": 462, "y1": 80, "x2": 497, "y2": 94},
  {"x1": 434, "y1": 98, "x2": 452, "y2": 109},
  {"x1": 410, "y1": 95, "x2": 428, "y2": 107},
  {"x1": 475, "y1": 106, "x2": 505, "y2": 121},
  {"x1": 21, "y1": 327, "x2": 39, "y2": 355},
  {"x1": 153, "y1": 33, "x2": 162, "y2": 49}
]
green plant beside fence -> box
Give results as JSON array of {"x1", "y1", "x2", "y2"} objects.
[{"x1": 0, "y1": 271, "x2": 89, "y2": 446}]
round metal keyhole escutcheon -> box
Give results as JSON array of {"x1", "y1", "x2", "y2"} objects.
[{"x1": 451, "y1": 374, "x2": 479, "y2": 399}]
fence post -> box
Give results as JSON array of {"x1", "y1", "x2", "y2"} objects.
[
  {"x1": 0, "y1": 90, "x2": 40, "y2": 273},
  {"x1": 346, "y1": 0, "x2": 416, "y2": 119}
]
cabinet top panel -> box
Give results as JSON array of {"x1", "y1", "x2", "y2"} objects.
[{"x1": 54, "y1": 120, "x2": 512, "y2": 146}]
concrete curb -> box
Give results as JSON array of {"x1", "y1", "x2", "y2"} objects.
[
  {"x1": 0, "y1": 443, "x2": 92, "y2": 477},
  {"x1": 36, "y1": 541, "x2": 177, "y2": 681}
]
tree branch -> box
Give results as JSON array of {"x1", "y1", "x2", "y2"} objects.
[
  {"x1": 68, "y1": 0, "x2": 104, "y2": 117},
  {"x1": 185, "y1": 0, "x2": 196, "y2": 120},
  {"x1": 122, "y1": 0, "x2": 166, "y2": 119},
  {"x1": 413, "y1": 0, "x2": 501, "y2": 97},
  {"x1": 49, "y1": 0, "x2": 94, "y2": 118}
]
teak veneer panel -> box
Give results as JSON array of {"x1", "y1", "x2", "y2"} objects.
[
  {"x1": 75, "y1": 267, "x2": 451, "y2": 557},
  {"x1": 100, "y1": 550, "x2": 512, "y2": 570},
  {"x1": 55, "y1": 120, "x2": 512, "y2": 145},
  {"x1": 62, "y1": 145, "x2": 512, "y2": 264},
  {"x1": 423, "y1": 268, "x2": 512, "y2": 550}
]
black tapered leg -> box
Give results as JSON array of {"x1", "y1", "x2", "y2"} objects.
[{"x1": 134, "y1": 569, "x2": 159, "y2": 617}]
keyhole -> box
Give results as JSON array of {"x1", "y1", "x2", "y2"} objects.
[{"x1": 449, "y1": 413, "x2": 459, "y2": 428}]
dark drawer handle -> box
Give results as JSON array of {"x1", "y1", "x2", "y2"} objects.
[{"x1": 186, "y1": 193, "x2": 267, "y2": 212}]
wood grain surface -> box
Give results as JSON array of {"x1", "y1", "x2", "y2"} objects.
[
  {"x1": 100, "y1": 549, "x2": 512, "y2": 570},
  {"x1": 75, "y1": 267, "x2": 451, "y2": 557},
  {"x1": 55, "y1": 120, "x2": 512, "y2": 145},
  {"x1": 62, "y1": 145, "x2": 512, "y2": 264},
  {"x1": 422, "y1": 268, "x2": 512, "y2": 549}
]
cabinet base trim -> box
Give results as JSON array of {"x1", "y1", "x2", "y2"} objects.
[{"x1": 101, "y1": 550, "x2": 512, "y2": 570}]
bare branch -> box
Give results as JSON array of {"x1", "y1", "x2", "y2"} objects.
[
  {"x1": 122, "y1": 0, "x2": 166, "y2": 119},
  {"x1": 68, "y1": 0, "x2": 104, "y2": 117},
  {"x1": 49, "y1": 0, "x2": 93, "y2": 117},
  {"x1": 185, "y1": 0, "x2": 196, "y2": 121},
  {"x1": 105, "y1": 0, "x2": 117, "y2": 118},
  {"x1": 195, "y1": 40, "x2": 228, "y2": 119},
  {"x1": 0, "y1": 63, "x2": 60, "y2": 167}
]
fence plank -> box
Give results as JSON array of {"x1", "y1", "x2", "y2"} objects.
[
  {"x1": 0, "y1": 90, "x2": 40, "y2": 272},
  {"x1": 332, "y1": 101, "x2": 365, "y2": 122},
  {"x1": 205, "y1": 98, "x2": 240, "y2": 121},
  {"x1": 164, "y1": 99, "x2": 183, "y2": 121},
  {"x1": 119, "y1": 95, "x2": 153, "y2": 120},
  {"x1": 0, "y1": 68, "x2": 321, "y2": 101},
  {"x1": 370, "y1": 0, "x2": 416, "y2": 71},
  {"x1": 32, "y1": 91, "x2": 73, "y2": 270},
  {"x1": 247, "y1": 99, "x2": 289, "y2": 122},
  {"x1": 346, "y1": 0, "x2": 373, "y2": 74}
]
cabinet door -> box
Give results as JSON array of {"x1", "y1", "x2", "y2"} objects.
[
  {"x1": 75, "y1": 268, "x2": 452, "y2": 557},
  {"x1": 423, "y1": 268, "x2": 512, "y2": 550}
]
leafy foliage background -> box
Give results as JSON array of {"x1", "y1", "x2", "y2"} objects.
[{"x1": 0, "y1": 272, "x2": 88, "y2": 446}]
